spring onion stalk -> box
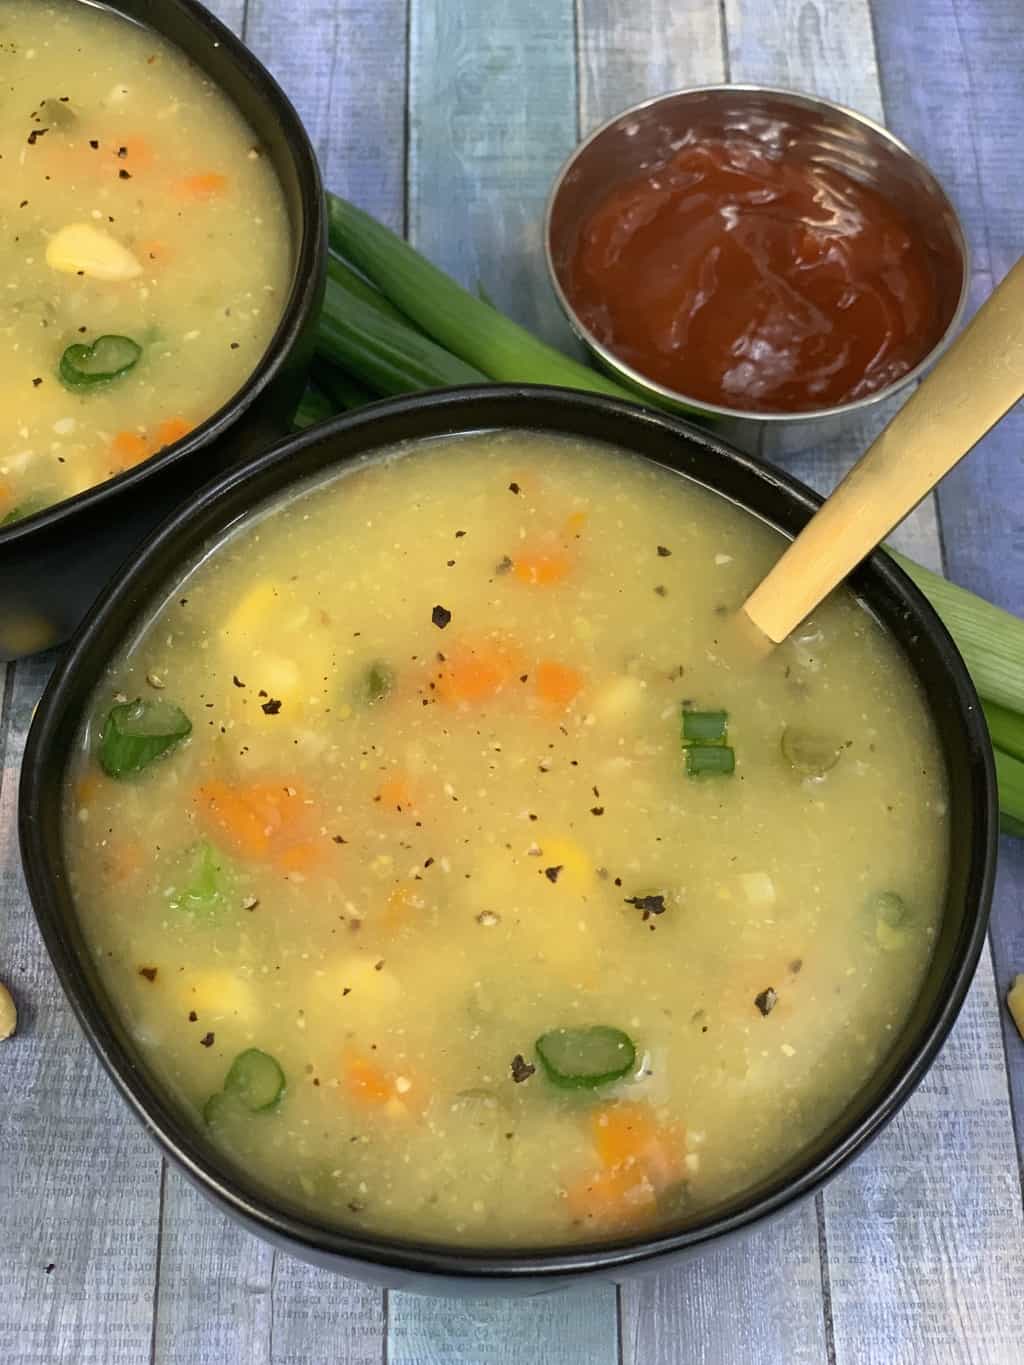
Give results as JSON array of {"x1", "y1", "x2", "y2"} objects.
[
  {"x1": 316, "y1": 273, "x2": 487, "y2": 395},
  {"x1": 326, "y1": 192, "x2": 642, "y2": 401},
  {"x1": 886, "y1": 549, "x2": 1024, "y2": 714},
  {"x1": 292, "y1": 383, "x2": 335, "y2": 429},
  {"x1": 984, "y1": 700, "x2": 1024, "y2": 764},
  {"x1": 311, "y1": 358, "x2": 376, "y2": 412},
  {"x1": 326, "y1": 250, "x2": 412, "y2": 326},
  {"x1": 994, "y1": 748, "x2": 1024, "y2": 836}
]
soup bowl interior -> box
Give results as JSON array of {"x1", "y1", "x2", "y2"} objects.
[
  {"x1": 0, "y1": 0, "x2": 325, "y2": 660},
  {"x1": 19, "y1": 386, "x2": 996, "y2": 1292}
]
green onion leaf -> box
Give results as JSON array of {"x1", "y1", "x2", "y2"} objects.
[
  {"x1": 223, "y1": 1048, "x2": 285, "y2": 1111},
  {"x1": 686, "y1": 744, "x2": 735, "y2": 776},
  {"x1": 682, "y1": 708, "x2": 728, "y2": 745},
  {"x1": 97, "y1": 697, "x2": 191, "y2": 778},
  {"x1": 169, "y1": 840, "x2": 234, "y2": 916},
  {"x1": 59, "y1": 334, "x2": 141, "y2": 390},
  {"x1": 535, "y1": 1026, "x2": 636, "y2": 1088},
  {"x1": 364, "y1": 661, "x2": 394, "y2": 705}
]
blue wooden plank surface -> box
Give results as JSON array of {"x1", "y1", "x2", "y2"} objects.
[
  {"x1": 870, "y1": 0, "x2": 1024, "y2": 1163},
  {"x1": 0, "y1": 1, "x2": 1022, "y2": 1362}
]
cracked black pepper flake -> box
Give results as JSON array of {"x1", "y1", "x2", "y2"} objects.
[
  {"x1": 624, "y1": 893, "x2": 666, "y2": 920},
  {"x1": 374, "y1": 960, "x2": 384, "y2": 972},
  {"x1": 446, "y1": 558, "x2": 455, "y2": 567},
  {"x1": 32, "y1": 376, "x2": 42, "y2": 387},
  {"x1": 454, "y1": 529, "x2": 466, "y2": 538},
  {"x1": 789, "y1": 958, "x2": 803, "y2": 974},
  {"x1": 544, "y1": 865, "x2": 563, "y2": 883},
  {"x1": 27, "y1": 128, "x2": 48, "y2": 144},
  {"x1": 199, "y1": 1032, "x2": 215, "y2": 1047},
  {"x1": 188, "y1": 1010, "x2": 198, "y2": 1022},
  {"x1": 138, "y1": 966, "x2": 157, "y2": 982},
  {"x1": 508, "y1": 481, "x2": 520, "y2": 494},
  {"x1": 88, "y1": 138, "x2": 99, "y2": 149},
  {"x1": 332, "y1": 834, "x2": 347, "y2": 845},
  {"x1": 431, "y1": 604, "x2": 452, "y2": 629},
  {"x1": 755, "y1": 988, "x2": 778, "y2": 1016},
  {"x1": 232, "y1": 675, "x2": 245, "y2": 688},
  {"x1": 496, "y1": 555, "x2": 513, "y2": 574},
  {"x1": 117, "y1": 145, "x2": 127, "y2": 157},
  {"x1": 590, "y1": 805, "x2": 604, "y2": 816},
  {"x1": 342, "y1": 987, "x2": 351, "y2": 996},
  {"x1": 654, "y1": 584, "x2": 668, "y2": 597},
  {"x1": 118, "y1": 168, "x2": 132, "y2": 179},
  {"x1": 657, "y1": 545, "x2": 672, "y2": 557},
  {"x1": 261, "y1": 697, "x2": 282, "y2": 714},
  {"x1": 510, "y1": 1054, "x2": 535, "y2": 1083}
]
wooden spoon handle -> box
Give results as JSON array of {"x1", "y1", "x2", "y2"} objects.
[{"x1": 742, "y1": 256, "x2": 1024, "y2": 644}]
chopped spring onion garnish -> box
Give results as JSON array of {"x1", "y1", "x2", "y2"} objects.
[
  {"x1": 364, "y1": 661, "x2": 394, "y2": 705},
  {"x1": 59, "y1": 334, "x2": 141, "y2": 390},
  {"x1": 169, "y1": 840, "x2": 233, "y2": 916},
  {"x1": 535, "y1": 1026, "x2": 636, "y2": 1088},
  {"x1": 686, "y1": 745, "x2": 735, "y2": 777},
  {"x1": 97, "y1": 697, "x2": 191, "y2": 778},
  {"x1": 780, "y1": 726, "x2": 843, "y2": 778},
  {"x1": 682, "y1": 708, "x2": 728, "y2": 744},
  {"x1": 223, "y1": 1048, "x2": 286, "y2": 1111}
]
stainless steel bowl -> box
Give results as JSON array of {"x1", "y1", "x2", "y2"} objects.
[{"x1": 545, "y1": 85, "x2": 969, "y2": 455}]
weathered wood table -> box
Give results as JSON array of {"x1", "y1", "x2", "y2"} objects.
[{"x1": 2, "y1": 0, "x2": 1022, "y2": 1360}]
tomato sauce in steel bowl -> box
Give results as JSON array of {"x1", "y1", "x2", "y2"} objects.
[{"x1": 563, "y1": 131, "x2": 946, "y2": 415}]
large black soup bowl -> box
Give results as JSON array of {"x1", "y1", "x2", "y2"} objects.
[
  {"x1": 20, "y1": 387, "x2": 996, "y2": 1295},
  {"x1": 0, "y1": 0, "x2": 325, "y2": 661}
]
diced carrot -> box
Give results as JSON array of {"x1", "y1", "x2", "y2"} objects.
[
  {"x1": 565, "y1": 1166, "x2": 657, "y2": 1229},
  {"x1": 154, "y1": 416, "x2": 190, "y2": 448},
  {"x1": 345, "y1": 1055, "x2": 393, "y2": 1105},
  {"x1": 436, "y1": 640, "x2": 522, "y2": 704},
  {"x1": 105, "y1": 839, "x2": 144, "y2": 883},
  {"x1": 535, "y1": 660, "x2": 583, "y2": 707},
  {"x1": 177, "y1": 171, "x2": 228, "y2": 199},
  {"x1": 375, "y1": 776, "x2": 415, "y2": 811},
  {"x1": 591, "y1": 1101, "x2": 684, "y2": 1188},
  {"x1": 276, "y1": 839, "x2": 324, "y2": 876},
  {"x1": 111, "y1": 430, "x2": 150, "y2": 468},
  {"x1": 513, "y1": 550, "x2": 570, "y2": 586}
]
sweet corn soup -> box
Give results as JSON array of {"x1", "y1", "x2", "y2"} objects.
[
  {"x1": 0, "y1": 0, "x2": 290, "y2": 527},
  {"x1": 65, "y1": 433, "x2": 948, "y2": 1247}
]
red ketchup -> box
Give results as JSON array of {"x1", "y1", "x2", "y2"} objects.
[{"x1": 565, "y1": 135, "x2": 943, "y2": 413}]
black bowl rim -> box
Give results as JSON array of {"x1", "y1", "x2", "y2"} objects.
[
  {"x1": 19, "y1": 384, "x2": 998, "y2": 1281},
  {"x1": 0, "y1": 0, "x2": 325, "y2": 546}
]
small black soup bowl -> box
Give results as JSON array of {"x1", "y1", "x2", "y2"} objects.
[
  {"x1": 19, "y1": 386, "x2": 996, "y2": 1295},
  {"x1": 0, "y1": 0, "x2": 325, "y2": 661}
]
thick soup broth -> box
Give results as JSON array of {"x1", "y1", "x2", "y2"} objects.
[
  {"x1": 0, "y1": 0, "x2": 290, "y2": 526},
  {"x1": 65, "y1": 434, "x2": 948, "y2": 1247}
]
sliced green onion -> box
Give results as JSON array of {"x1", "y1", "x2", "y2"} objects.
[
  {"x1": 535, "y1": 1026, "x2": 636, "y2": 1088},
  {"x1": 364, "y1": 661, "x2": 394, "y2": 704},
  {"x1": 170, "y1": 840, "x2": 233, "y2": 916},
  {"x1": 682, "y1": 708, "x2": 728, "y2": 744},
  {"x1": 326, "y1": 193, "x2": 648, "y2": 402},
  {"x1": 224, "y1": 1048, "x2": 285, "y2": 1111},
  {"x1": 59, "y1": 334, "x2": 141, "y2": 390},
  {"x1": 780, "y1": 726, "x2": 843, "y2": 778},
  {"x1": 886, "y1": 549, "x2": 1024, "y2": 715},
  {"x1": 315, "y1": 273, "x2": 486, "y2": 395},
  {"x1": 686, "y1": 744, "x2": 735, "y2": 776},
  {"x1": 97, "y1": 697, "x2": 191, "y2": 778},
  {"x1": 203, "y1": 1091, "x2": 233, "y2": 1126}
]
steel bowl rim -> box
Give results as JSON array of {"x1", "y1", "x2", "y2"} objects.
[
  {"x1": 0, "y1": 0, "x2": 325, "y2": 547},
  {"x1": 19, "y1": 384, "x2": 997, "y2": 1283},
  {"x1": 543, "y1": 82, "x2": 972, "y2": 424}
]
